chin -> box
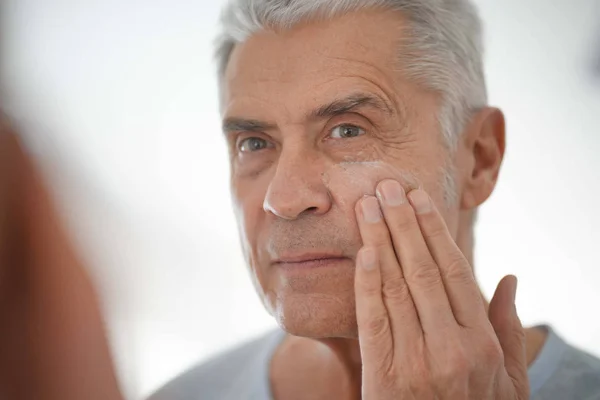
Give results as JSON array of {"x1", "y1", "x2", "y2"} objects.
[
  {"x1": 258, "y1": 257, "x2": 360, "y2": 338},
  {"x1": 270, "y1": 292, "x2": 359, "y2": 339}
]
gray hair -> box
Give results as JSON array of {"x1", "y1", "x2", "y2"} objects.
[{"x1": 215, "y1": 0, "x2": 488, "y2": 206}]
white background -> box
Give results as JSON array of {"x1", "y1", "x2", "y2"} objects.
[{"x1": 2, "y1": 1, "x2": 599, "y2": 398}]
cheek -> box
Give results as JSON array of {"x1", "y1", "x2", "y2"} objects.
[
  {"x1": 322, "y1": 161, "x2": 422, "y2": 209},
  {"x1": 231, "y1": 180, "x2": 266, "y2": 250}
]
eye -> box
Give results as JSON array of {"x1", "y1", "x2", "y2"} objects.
[
  {"x1": 330, "y1": 124, "x2": 366, "y2": 139},
  {"x1": 238, "y1": 137, "x2": 270, "y2": 152}
]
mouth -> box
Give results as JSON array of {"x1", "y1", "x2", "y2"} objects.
[{"x1": 272, "y1": 253, "x2": 351, "y2": 270}]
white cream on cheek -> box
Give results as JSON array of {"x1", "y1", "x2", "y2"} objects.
[{"x1": 322, "y1": 160, "x2": 423, "y2": 209}]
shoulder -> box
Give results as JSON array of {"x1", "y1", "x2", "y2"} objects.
[
  {"x1": 554, "y1": 345, "x2": 600, "y2": 396},
  {"x1": 532, "y1": 331, "x2": 600, "y2": 400},
  {"x1": 147, "y1": 329, "x2": 284, "y2": 400}
]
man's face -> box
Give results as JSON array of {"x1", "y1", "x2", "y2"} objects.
[{"x1": 222, "y1": 10, "x2": 462, "y2": 338}]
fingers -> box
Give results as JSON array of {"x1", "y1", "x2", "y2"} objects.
[
  {"x1": 375, "y1": 180, "x2": 455, "y2": 331},
  {"x1": 407, "y1": 189, "x2": 487, "y2": 328},
  {"x1": 355, "y1": 180, "x2": 530, "y2": 399},
  {"x1": 356, "y1": 197, "x2": 405, "y2": 281},
  {"x1": 355, "y1": 197, "x2": 422, "y2": 346},
  {"x1": 489, "y1": 276, "x2": 529, "y2": 394},
  {"x1": 354, "y1": 247, "x2": 394, "y2": 371}
]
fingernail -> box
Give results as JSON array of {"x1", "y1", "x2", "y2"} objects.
[
  {"x1": 408, "y1": 189, "x2": 431, "y2": 214},
  {"x1": 361, "y1": 196, "x2": 381, "y2": 223},
  {"x1": 378, "y1": 180, "x2": 405, "y2": 206},
  {"x1": 359, "y1": 248, "x2": 377, "y2": 271}
]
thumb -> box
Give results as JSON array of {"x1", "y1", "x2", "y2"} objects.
[{"x1": 488, "y1": 275, "x2": 529, "y2": 396}]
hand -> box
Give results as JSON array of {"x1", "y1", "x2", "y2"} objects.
[{"x1": 353, "y1": 179, "x2": 529, "y2": 399}]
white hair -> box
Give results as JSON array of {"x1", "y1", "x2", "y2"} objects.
[{"x1": 215, "y1": 0, "x2": 488, "y2": 205}]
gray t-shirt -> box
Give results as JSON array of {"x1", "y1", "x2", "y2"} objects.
[{"x1": 148, "y1": 326, "x2": 600, "y2": 400}]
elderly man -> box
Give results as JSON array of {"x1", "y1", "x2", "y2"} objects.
[{"x1": 150, "y1": 0, "x2": 600, "y2": 399}]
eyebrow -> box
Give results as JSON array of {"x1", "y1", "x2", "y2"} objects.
[
  {"x1": 222, "y1": 118, "x2": 276, "y2": 134},
  {"x1": 222, "y1": 92, "x2": 393, "y2": 135},
  {"x1": 308, "y1": 93, "x2": 394, "y2": 120}
]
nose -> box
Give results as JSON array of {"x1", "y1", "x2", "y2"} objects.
[{"x1": 263, "y1": 147, "x2": 332, "y2": 220}]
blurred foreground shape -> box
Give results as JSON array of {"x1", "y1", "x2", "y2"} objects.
[{"x1": 0, "y1": 117, "x2": 124, "y2": 400}]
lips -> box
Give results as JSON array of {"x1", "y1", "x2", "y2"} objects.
[{"x1": 272, "y1": 253, "x2": 350, "y2": 269}]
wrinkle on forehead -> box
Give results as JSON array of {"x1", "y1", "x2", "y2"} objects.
[
  {"x1": 222, "y1": 11, "x2": 409, "y2": 118},
  {"x1": 223, "y1": 72, "x2": 409, "y2": 131}
]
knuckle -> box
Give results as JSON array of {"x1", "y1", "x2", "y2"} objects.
[
  {"x1": 362, "y1": 314, "x2": 390, "y2": 339},
  {"x1": 512, "y1": 324, "x2": 527, "y2": 341},
  {"x1": 407, "y1": 259, "x2": 442, "y2": 288},
  {"x1": 381, "y1": 275, "x2": 411, "y2": 302},
  {"x1": 355, "y1": 277, "x2": 381, "y2": 297},
  {"x1": 443, "y1": 254, "x2": 472, "y2": 283}
]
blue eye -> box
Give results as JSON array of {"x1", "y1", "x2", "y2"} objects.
[
  {"x1": 238, "y1": 137, "x2": 270, "y2": 152},
  {"x1": 330, "y1": 124, "x2": 366, "y2": 139}
]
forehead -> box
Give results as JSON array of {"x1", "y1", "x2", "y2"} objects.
[{"x1": 222, "y1": 10, "x2": 409, "y2": 119}]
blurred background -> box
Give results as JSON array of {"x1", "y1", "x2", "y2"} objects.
[{"x1": 1, "y1": 0, "x2": 599, "y2": 398}]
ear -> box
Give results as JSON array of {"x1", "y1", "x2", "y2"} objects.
[{"x1": 458, "y1": 107, "x2": 506, "y2": 210}]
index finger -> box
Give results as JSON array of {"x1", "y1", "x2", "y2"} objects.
[
  {"x1": 354, "y1": 246, "x2": 394, "y2": 373},
  {"x1": 355, "y1": 197, "x2": 422, "y2": 342}
]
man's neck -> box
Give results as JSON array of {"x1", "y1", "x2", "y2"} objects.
[{"x1": 271, "y1": 326, "x2": 547, "y2": 400}]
